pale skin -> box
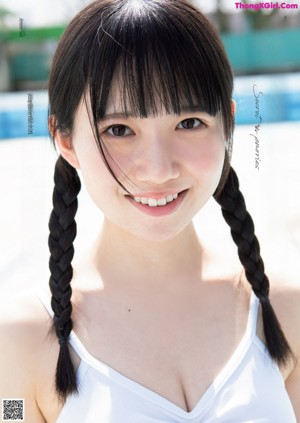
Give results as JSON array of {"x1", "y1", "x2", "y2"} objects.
[{"x1": 0, "y1": 90, "x2": 299, "y2": 422}]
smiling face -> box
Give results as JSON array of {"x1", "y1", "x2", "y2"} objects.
[
  {"x1": 49, "y1": 0, "x2": 234, "y2": 243},
  {"x1": 57, "y1": 85, "x2": 226, "y2": 243}
]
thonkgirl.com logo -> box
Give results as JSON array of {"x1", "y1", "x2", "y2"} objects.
[{"x1": 235, "y1": 2, "x2": 299, "y2": 9}]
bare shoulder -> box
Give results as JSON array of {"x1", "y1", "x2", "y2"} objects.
[
  {"x1": 0, "y1": 287, "x2": 50, "y2": 326},
  {"x1": 268, "y1": 273, "x2": 300, "y2": 417},
  {"x1": 0, "y1": 288, "x2": 53, "y2": 351},
  {"x1": 269, "y1": 275, "x2": 300, "y2": 354},
  {"x1": 0, "y1": 288, "x2": 58, "y2": 423}
]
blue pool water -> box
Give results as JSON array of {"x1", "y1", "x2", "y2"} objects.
[
  {"x1": 0, "y1": 91, "x2": 49, "y2": 139},
  {"x1": 1, "y1": 73, "x2": 300, "y2": 139},
  {"x1": 233, "y1": 73, "x2": 300, "y2": 124}
]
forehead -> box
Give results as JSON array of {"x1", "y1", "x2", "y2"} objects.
[
  {"x1": 85, "y1": 9, "x2": 228, "y2": 121},
  {"x1": 103, "y1": 73, "x2": 211, "y2": 117}
]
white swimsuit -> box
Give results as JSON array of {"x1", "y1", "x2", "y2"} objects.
[{"x1": 37, "y1": 291, "x2": 296, "y2": 422}]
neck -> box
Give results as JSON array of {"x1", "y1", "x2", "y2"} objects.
[{"x1": 89, "y1": 218, "x2": 205, "y2": 291}]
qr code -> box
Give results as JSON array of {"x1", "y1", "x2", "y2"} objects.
[{"x1": 2, "y1": 399, "x2": 24, "y2": 421}]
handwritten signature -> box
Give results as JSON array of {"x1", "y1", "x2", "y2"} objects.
[{"x1": 249, "y1": 84, "x2": 263, "y2": 170}]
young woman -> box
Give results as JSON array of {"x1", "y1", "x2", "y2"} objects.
[{"x1": 0, "y1": 0, "x2": 299, "y2": 421}]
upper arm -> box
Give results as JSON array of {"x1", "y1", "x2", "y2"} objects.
[
  {"x1": 286, "y1": 361, "x2": 300, "y2": 418},
  {"x1": 0, "y1": 294, "x2": 48, "y2": 423},
  {"x1": 271, "y1": 280, "x2": 300, "y2": 419}
]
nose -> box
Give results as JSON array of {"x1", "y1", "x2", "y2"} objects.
[{"x1": 132, "y1": 132, "x2": 180, "y2": 184}]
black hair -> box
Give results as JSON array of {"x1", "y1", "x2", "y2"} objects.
[
  {"x1": 213, "y1": 167, "x2": 293, "y2": 364},
  {"x1": 48, "y1": 0, "x2": 293, "y2": 401},
  {"x1": 48, "y1": 156, "x2": 81, "y2": 398}
]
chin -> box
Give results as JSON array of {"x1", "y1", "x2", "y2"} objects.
[{"x1": 127, "y1": 221, "x2": 192, "y2": 244}]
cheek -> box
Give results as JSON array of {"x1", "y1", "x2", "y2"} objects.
[
  {"x1": 75, "y1": 140, "x2": 118, "y2": 206},
  {"x1": 99, "y1": 142, "x2": 140, "y2": 187},
  {"x1": 181, "y1": 133, "x2": 225, "y2": 178},
  {"x1": 77, "y1": 129, "x2": 226, "y2": 194}
]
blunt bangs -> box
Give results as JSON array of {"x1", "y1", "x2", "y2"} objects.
[
  {"x1": 48, "y1": 0, "x2": 234, "y2": 191},
  {"x1": 81, "y1": 0, "x2": 234, "y2": 137}
]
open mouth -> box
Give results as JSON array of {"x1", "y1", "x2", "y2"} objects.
[
  {"x1": 126, "y1": 190, "x2": 188, "y2": 216},
  {"x1": 132, "y1": 192, "x2": 179, "y2": 207}
]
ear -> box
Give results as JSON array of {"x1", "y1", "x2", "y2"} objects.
[
  {"x1": 49, "y1": 116, "x2": 80, "y2": 170},
  {"x1": 55, "y1": 132, "x2": 80, "y2": 170},
  {"x1": 231, "y1": 99, "x2": 236, "y2": 117}
]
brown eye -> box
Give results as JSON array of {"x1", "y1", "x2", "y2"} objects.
[
  {"x1": 107, "y1": 125, "x2": 133, "y2": 136},
  {"x1": 177, "y1": 118, "x2": 203, "y2": 130}
]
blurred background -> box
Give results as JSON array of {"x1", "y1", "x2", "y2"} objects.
[{"x1": 0, "y1": 0, "x2": 299, "y2": 296}]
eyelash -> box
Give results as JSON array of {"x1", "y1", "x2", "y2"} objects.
[
  {"x1": 102, "y1": 118, "x2": 205, "y2": 137},
  {"x1": 105, "y1": 125, "x2": 134, "y2": 137},
  {"x1": 177, "y1": 118, "x2": 204, "y2": 130}
]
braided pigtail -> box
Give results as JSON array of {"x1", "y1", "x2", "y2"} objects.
[
  {"x1": 214, "y1": 166, "x2": 293, "y2": 366},
  {"x1": 48, "y1": 155, "x2": 81, "y2": 400}
]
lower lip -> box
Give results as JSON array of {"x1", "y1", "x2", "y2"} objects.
[{"x1": 127, "y1": 190, "x2": 188, "y2": 217}]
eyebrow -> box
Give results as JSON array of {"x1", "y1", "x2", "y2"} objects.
[{"x1": 99, "y1": 105, "x2": 211, "y2": 123}]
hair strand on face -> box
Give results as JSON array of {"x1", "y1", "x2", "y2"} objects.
[{"x1": 47, "y1": 0, "x2": 294, "y2": 400}]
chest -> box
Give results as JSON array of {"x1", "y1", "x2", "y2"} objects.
[
  {"x1": 53, "y1": 356, "x2": 296, "y2": 423},
  {"x1": 72, "y1": 287, "x2": 250, "y2": 412}
]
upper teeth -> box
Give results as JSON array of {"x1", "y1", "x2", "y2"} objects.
[{"x1": 133, "y1": 193, "x2": 179, "y2": 207}]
